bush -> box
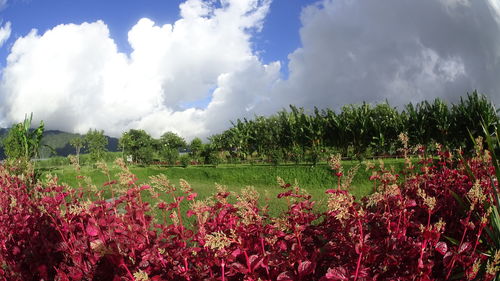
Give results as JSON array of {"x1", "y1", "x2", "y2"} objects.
[
  {"x1": 162, "y1": 148, "x2": 179, "y2": 165},
  {"x1": 268, "y1": 148, "x2": 284, "y2": 165},
  {"x1": 179, "y1": 154, "x2": 190, "y2": 168},
  {"x1": 0, "y1": 141, "x2": 499, "y2": 280},
  {"x1": 289, "y1": 144, "x2": 303, "y2": 164},
  {"x1": 205, "y1": 151, "x2": 220, "y2": 166},
  {"x1": 36, "y1": 156, "x2": 70, "y2": 168}
]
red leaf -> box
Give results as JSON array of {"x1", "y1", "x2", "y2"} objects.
[
  {"x1": 12, "y1": 246, "x2": 20, "y2": 255},
  {"x1": 231, "y1": 248, "x2": 241, "y2": 257},
  {"x1": 443, "y1": 251, "x2": 454, "y2": 266},
  {"x1": 435, "y1": 241, "x2": 448, "y2": 255},
  {"x1": 187, "y1": 193, "x2": 197, "y2": 201},
  {"x1": 277, "y1": 271, "x2": 294, "y2": 281},
  {"x1": 231, "y1": 262, "x2": 248, "y2": 274},
  {"x1": 249, "y1": 255, "x2": 263, "y2": 271},
  {"x1": 405, "y1": 199, "x2": 417, "y2": 208},
  {"x1": 298, "y1": 260, "x2": 314, "y2": 276},
  {"x1": 86, "y1": 224, "x2": 99, "y2": 237},
  {"x1": 186, "y1": 209, "x2": 195, "y2": 217},
  {"x1": 459, "y1": 242, "x2": 471, "y2": 254},
  {"x1": 325, "y1": 267, "x2": 349, "y2": 281},
  {"x1": 278, "y1": 241, "x2": 287, "y2": 251},
  {"x1": 103, "y1": 180, "x2": 117, "y2": 187}
]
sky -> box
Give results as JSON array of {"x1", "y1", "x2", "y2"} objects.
[{"x1": 0, "y1": 0, "x2": 498, "y2": 140}]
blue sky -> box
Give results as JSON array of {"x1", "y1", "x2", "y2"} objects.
[
  {"x1": 0, "y1": 0, "x2": 498, "y2": 139},
  {"x1": 0, "y1": 0, "x2": 314, "y2": 73}
]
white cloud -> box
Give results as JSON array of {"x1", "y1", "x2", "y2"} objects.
[
  {"x1": 488, "y1": 0, "x2": 500, "y2": 25},
  {"x1": 273, "y1": 0, "x2": 500, "y2": 109},
  {"x1": 202, "y1": 58, "x2": 281, "y2": 133},
  {"x1": 0, "y1": 0, "x2": 272, "y2": 139},
  {"x1": 1, "y1": 0, "x2": 500, "y2": 140},
  {"x1": 0, "y1": 21, "x2": 11, "y2": 47}
]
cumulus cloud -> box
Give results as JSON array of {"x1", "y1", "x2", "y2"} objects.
[
  {"x1": 277, "y1": 0, "x2": 500, "y2": 109},
  {"x1": 1, "y1": 0, "x2": 500, "y2": 140},
  {"x1": 0, "y1": 0, "x2": 272, "y2": 139},
  {"x1": 0, "y1": 21, "x2": 11, "y2": 47}
]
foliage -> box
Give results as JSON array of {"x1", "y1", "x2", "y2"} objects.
[
  {"x1": 3, "y1": 136, "x2": 500, "y2": 280},
  {"x1": 179, "y1": 154, "x2": 190, "y2": 168},
  {"x1": 189, "y1": 137, "x2": 203, "y2": 161},
  {"x1": 3, "y1": 113, "x2": 45, "y2": 160},
  {"x1": 157, "y1": 132, "x2": 187, "y2": 165},
  {"x1": 160, "y1": 131, "x2": 186, "y2": 150},
  {"x1": 161, "y1": 148, "x2": 179, "y2": 165},
  {"x1": 476, "y1": 124, "x2": 500, "y2": 280},
  {"x1": 209, "y1": 91, "x2": 498, "y2": 164},
  {"x1": 25, "y1": 93, "x2": 496, "y2": 167},
  {"x1": 119, "y1": 129, "x2": 156, "y2": 164},
  {"x1": 84, "y1": 129, "x2": 108, "y2": 163},
  {"x1": 69, "y1": 137, "x2": 84, "y2": 164},
  {"x1": 268, "y1": 148, "x2": 284, "y2": 165}
]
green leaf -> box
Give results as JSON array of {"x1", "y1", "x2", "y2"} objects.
[
  {"x1": 483, "y1": 123, "x2": 500, "y2": 181},
  {"x1": 448, "y1": 189, "x2": 468, "y2": 216},
  {"x1": 444, "y1": 235, "x2": 459, "y2": 246}
]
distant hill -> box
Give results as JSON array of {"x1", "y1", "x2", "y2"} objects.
[
  {"x1": 0, "y1": 128, "x2": 7, "y2": 159},
  {"x1": 0, "y1": 128, "x2": 120, "y2": 159}
]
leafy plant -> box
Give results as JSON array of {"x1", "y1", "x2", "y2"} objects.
[
  {"x1": 2, "y1": 136, "x2": 500, "y2": 280},
  {"x1": 179, "y1": 154, "x2": 190, "y2": 168},
  {"x1": 119, "y1": 129, "x2": 156, "y2": 164},
  {"x1": 69, "y1": 137, "x2": 84, "y2": 165},
  {"x1": 84, "y1": 129, "x2": 108, "y2": 163},
  {"x1": 3, "y1": 113, "x2": 45, "y2": 160}
]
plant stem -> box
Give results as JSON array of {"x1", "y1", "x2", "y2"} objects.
[
  {"x1": 221, "y1": 258, "x2": 226, "y2": 281},
  {"x1": 446, "y1": 209, "x2": 472, "y2": 279},
  {"x1": 354, "y1": 210, "x2": 364, "y2": 281},
  {"x1": 120, "y1": 260, "x2": 135, "y2": 280}
]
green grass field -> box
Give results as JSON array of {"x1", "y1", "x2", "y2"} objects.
[{"x1": 39, "y1": 158, "x2": 406, "y2": 217}]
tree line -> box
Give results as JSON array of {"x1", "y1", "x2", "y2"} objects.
[
  {"x1": 208, "y1": 91, "x2": 498, "y2": 164},
  {"x1": 3, "y1": 91, "x2": 498, "y2": 166},
  {"x1": 116, "y1": 91, "x2": 498, "y2": 165}
]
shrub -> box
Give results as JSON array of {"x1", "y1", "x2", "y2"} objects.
[
  {"x1": 162, "y1": 148, "x2": 179, "y2": 165},
  {"x1": 0, "y1": 139, "x2": 499, "y2": 280},
  {"x1": 269, "y1": 148, "x2": 284, "y2": 166},
  {"x1": 179, "y1": 154, "x2": 190, "y2": 168}
]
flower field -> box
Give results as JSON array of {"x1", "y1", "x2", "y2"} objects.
[{"x1": 1, "y1": 135, "x2": 500, "y2": 280}]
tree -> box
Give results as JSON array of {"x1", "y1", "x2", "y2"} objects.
[
  {"x1": 119, "y1": 129, "x2": 155, "y2": 164},
  {"x1": 84, "y1": 129, "x2": 108, "y2": 162},
  {"x1": 159, "y1": 132, "x2": 186, "y2": 164},
  {"x1": 3, "y1": 113, "x2": 44, "y2": 160},
  {"x1": 69, "y1": 137, "x2": 84, "y2": 164},
  {"x1": 189, "y1": 137, "x2": 203, "y2": 161},
  {"x1": 160, "y1": 132, "x2": 186, "y2": 149}
]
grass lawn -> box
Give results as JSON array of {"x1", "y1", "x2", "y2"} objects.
[{"x1": 39, "y1": 158, "x2": 406, "y2": 217}]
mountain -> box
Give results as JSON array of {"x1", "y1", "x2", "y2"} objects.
[
  {"x1": 0, "y1": 128, "x2": 7, "y2": 159},
  {"x1": 0, "y1": 128, "x2": 120, "y2": 159},
  {"x1": 40, "y1": 130, "x2": 120, "y2": 158}
]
